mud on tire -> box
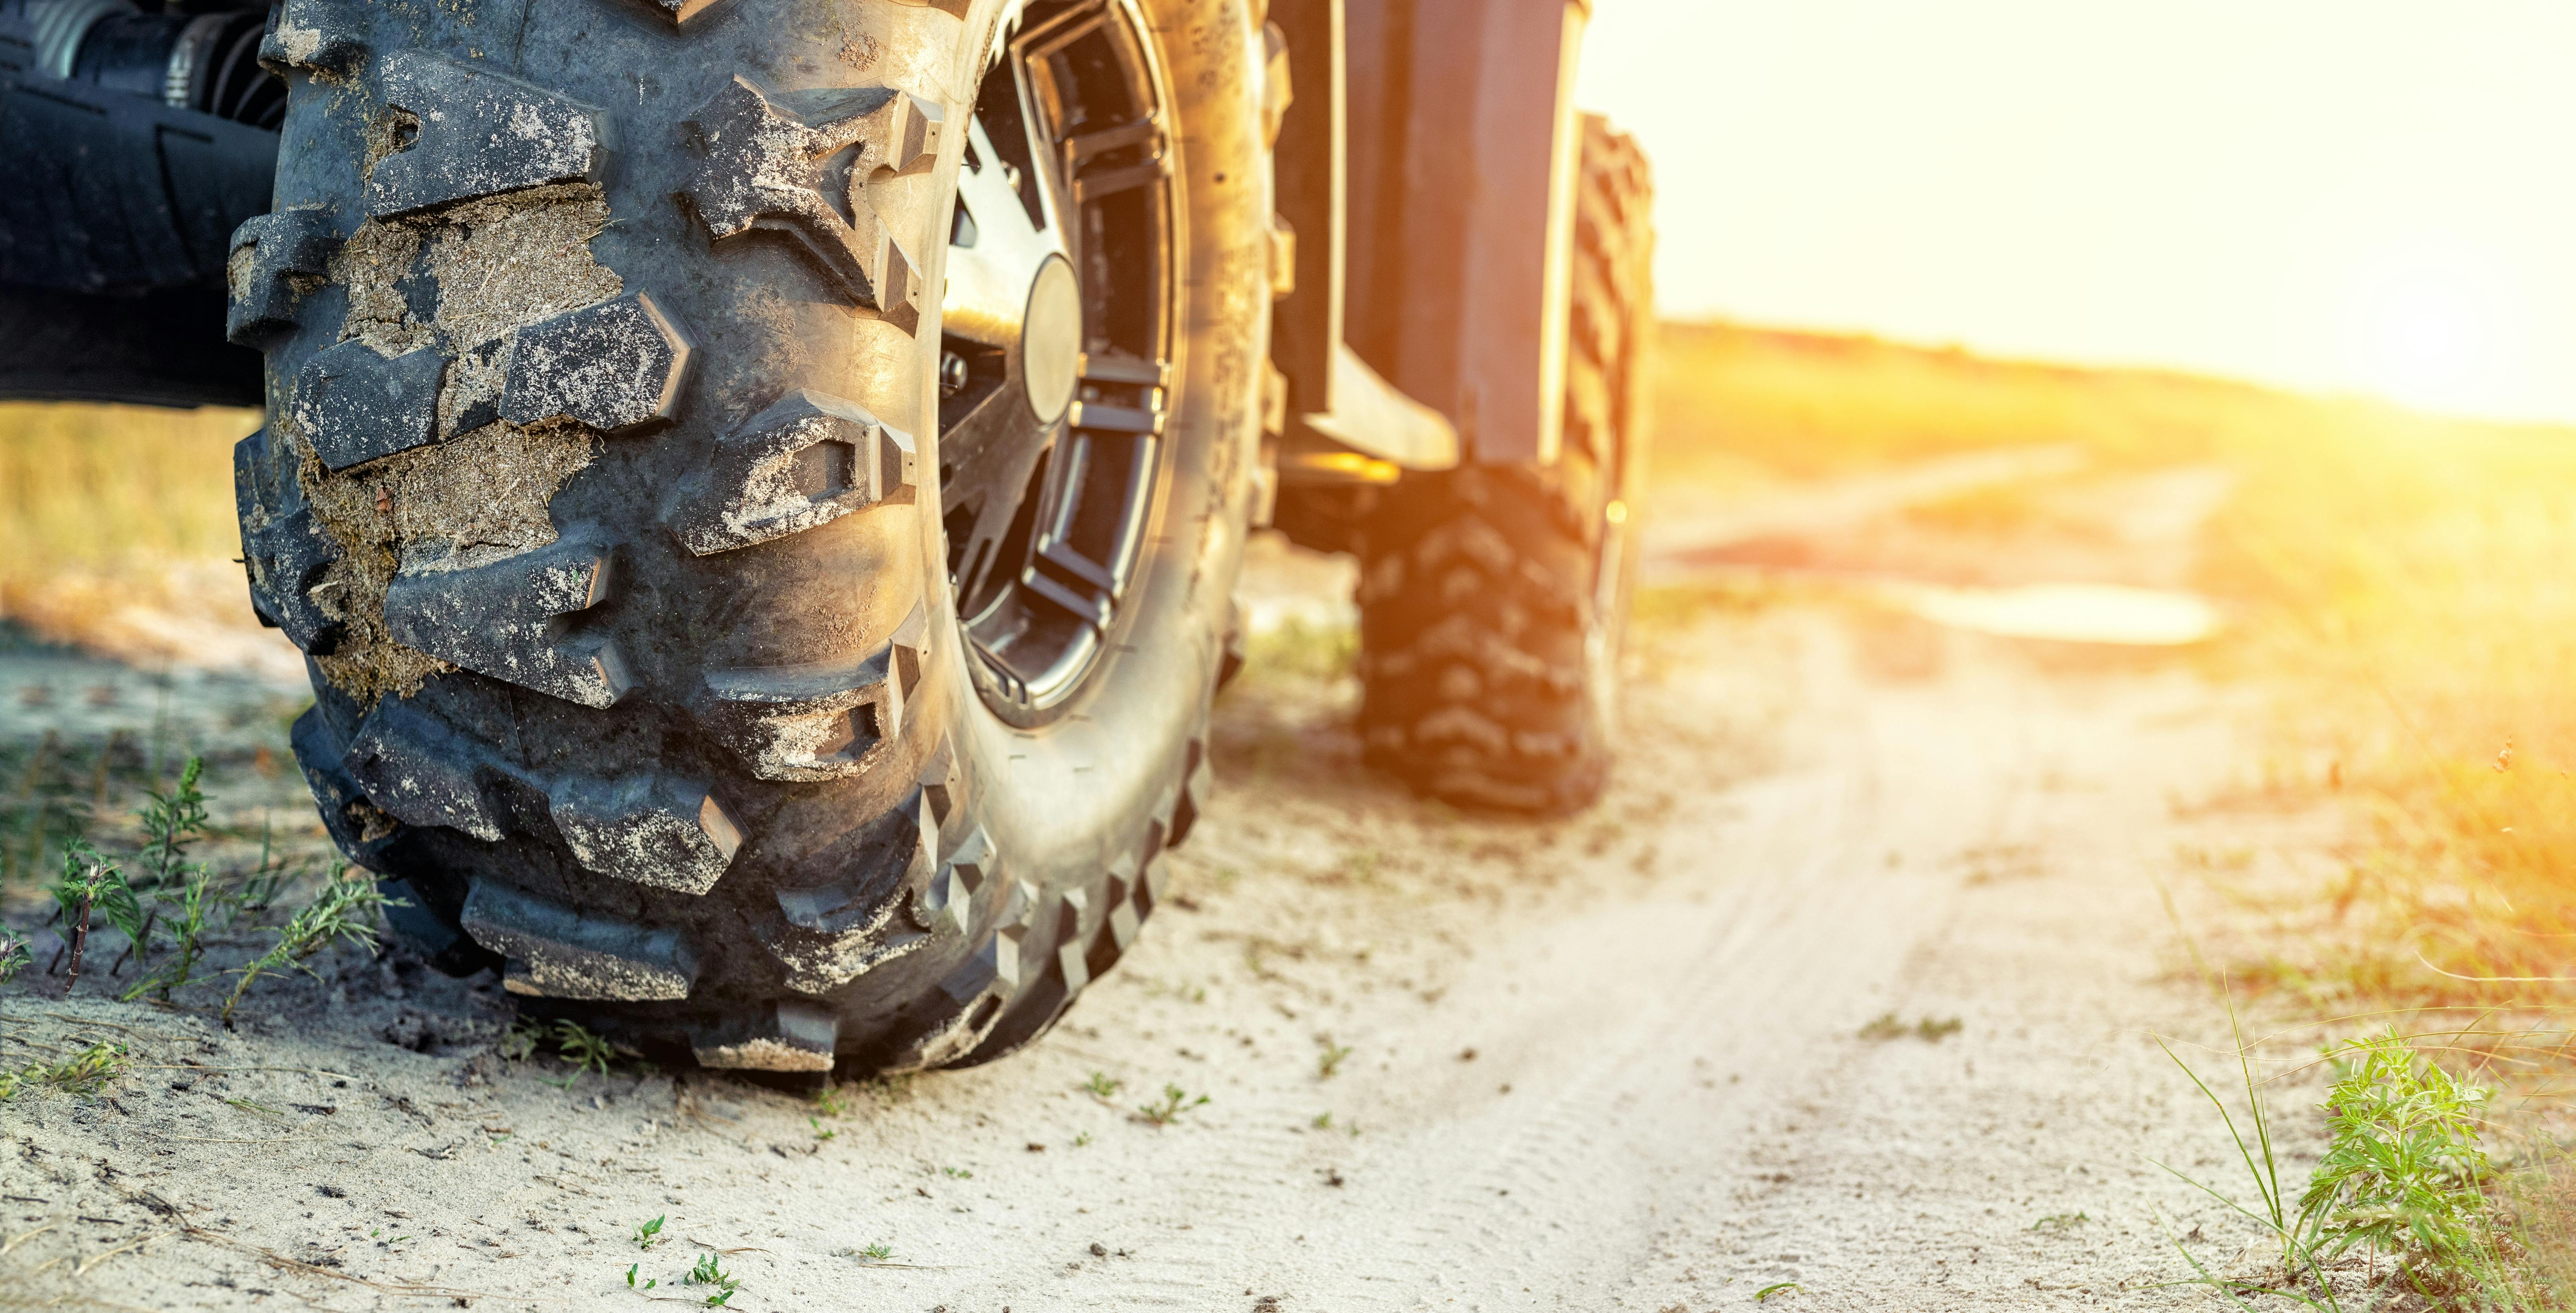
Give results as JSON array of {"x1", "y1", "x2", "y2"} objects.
[
  {"x1": 1354, "y1": 116, "x2": 1654, "y2": 814},
  {"x1": 231, "y1": 0, "x2": 1269, "y2": 1076}
]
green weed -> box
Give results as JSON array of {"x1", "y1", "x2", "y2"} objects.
[
  {"x1": 2031, "y1": 1212, "x2": 2090, "y2": 1232},
  {"x1": 1081, "y1": 1070, "x2": 1122, "y2": 1099},
  {"x1": 2301, "y1": 1032, "x2": 2506, "y2": 1289},
  {"x1": 941, "y1": 1166, "x2": 973, "y2": 1180},
  {"x1": 625, "y1": 1262, "x2": 655, "y2": 1289},
  {"x1": 502, "y1": 1018, "x2": 615, "y2": 1086},
  {"x1": 123, "y1": 862, "x2": 218, "y2": 1002},
  {"x1": 634, "y1": 1215, "x2": 665, "y2": 1250},
  {"x1": 2158, "y1": 1002, "x2": 2537, "y2": 1309},
  {"x1": 552, "y1": 1021, "x2": 614, "y2": 1085},
  {"x1": 50, "y1": 840, "x2": 141, "y2": 989},
  {"x1": 0, "y1": 1040, "x2": 129, "y2": 1101},
  {"x1": 221, "y1": 867, "x2": 388, "y2": 1024},
  {"x1": 0, "y1": 930, "x2": 27, "y2": 983},
  {"x1": 133, "y1": 757, "x2": 209, "y2": 889},
  {"x1": 681, "y1": 1252, "x2": 739, "y2": 1306},
  {"x1": 809, "y1": 1116, "x2": 835, "y2": 1142},
  {"x1": 1316, "y1": 1036, "x2": 1353, "y2": 1079},
  {"x1": 857, "y1": 1243, "x2": 892, "y2": 1261},
  {"x1": 1755, "y1": 1282, "x2": 1802, "y2": 1301},
  {"x1": 1134, "y1": 1083, "x2": 1209, "y2": 1126},
  {"x1": 1858, "y1": 1012, "x2": 1962, "y2": 1042}
]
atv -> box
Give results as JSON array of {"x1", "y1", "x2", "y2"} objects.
[{"x1": 0, "y1": 0, "x2": 1652, "y2": 1077}]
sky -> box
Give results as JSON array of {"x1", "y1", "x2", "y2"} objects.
[{"x1": 1574, "y1": 1, "x2": 2576, "y2": 423}]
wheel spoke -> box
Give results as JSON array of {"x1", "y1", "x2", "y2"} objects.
[{"x1": 945, "y1": 118, "x2": 1065, "y2": 350}]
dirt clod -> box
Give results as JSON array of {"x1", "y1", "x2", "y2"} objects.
[{"x1": 296, "y1": 186, "x2": 624, "y2": 705}]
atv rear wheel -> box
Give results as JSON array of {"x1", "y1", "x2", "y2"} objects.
[
  {"x1": 232, "y1": 0, "x2": 1268, "y2": 1075},
  {"x1": 1354, "y1": 116, "x2": 1655, "y2": 814}
]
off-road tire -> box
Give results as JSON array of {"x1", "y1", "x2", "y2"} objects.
[
  {"x1": 1354, "y1": 116, "x2": 1654, "y2": 814},
  {"x1": 230, "y1": 0, "x2": 1269, "y2": 1076}
]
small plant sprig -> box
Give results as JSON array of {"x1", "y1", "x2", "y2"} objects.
[
  {"x1": 504, "y1": 1017, "x2": 617, "y2": 1086},
  {"x1": 0, "y1": 931, "x2": 29, "y2": 985},
  {"x1": 552, "y1": 1020, "x2": 615, "y2": 1086},
  {"x1": 681, "y1": 1252, "x2": 740, "y2": 1306},
  {"x1": 1134, "y1": 1083, "x2": 1209, "y2": 1126},
  {"x1": 221, "y1": 866, "x2": 389, "y2": 1024},
  {"x1": 1316, "y1": 1036, "x2": 1353, "y2": 1079},
  {"x1": 1081, "y1": 1070, "x2": 1122, "y2": 1099},
  {"x1": 134, "y1": 757, "x2": 210, "y2": 891},
  {"x1": 123, "y1": 862, "x2": 219, "y2": 1002},
  {"x1": 118, "y1": 757, "x2": 222, "y2": 1001},
  {"x1": 1858, "y1": 1012, "x2": 1962, "y2": 1042},
  {"x1": 50, "y1": 840, "x2": 143, "y2": 990},
  {"x1": 0, "y1": 1041, "x2": 129, "y2": 1101},
  {"x1": 2299, "y1": 1031, "x2": 2499, "y2": 1277},
  {"x1": 633, "y1": 1215, "x2": 666, "y2": 1250}
]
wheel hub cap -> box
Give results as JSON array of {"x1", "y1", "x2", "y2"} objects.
[{"x1": 1019, "y1": 255, "x2": 1080, "y2": 426}]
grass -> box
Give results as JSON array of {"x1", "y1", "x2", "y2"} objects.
[
  {"x1": 0, "y1": 1040, "x2": 129, "y2": 1101},
  {"x1": 1316, "y1": 1035, "x2": 1353, "y2": 1079},
  {"x1": 1857, "y1": 1012, "x2": 1962, "y2": 1043},
  {"x1": 1133, "y1": 1083, "x2": 1209, "y2": 1126},
  {"x1": 0, "y1": 401, "x2": 259, "y2": 650},
  {"x1": 501, "y1": 1018, "x2": 616, "y2": 1087},
  {"x1": 5, "y1": 748, "x2": 365, "y2": 1025}
]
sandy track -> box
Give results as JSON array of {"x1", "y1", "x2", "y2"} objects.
[{"x1": 4, "y1": 475, "x2": 2311, "y2": 1311}]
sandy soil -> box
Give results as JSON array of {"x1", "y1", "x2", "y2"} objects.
[{"x1": 1, "y1": 467, "x2": 2337, "y2": 1311}]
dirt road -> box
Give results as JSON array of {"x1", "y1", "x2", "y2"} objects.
[{"x1": 3, "y1": 468, "x2": 2319, "y2": 1311}]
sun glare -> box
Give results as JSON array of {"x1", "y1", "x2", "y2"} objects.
[
  {"x1": 2339, "y1": 238, "x2": 2524, "y2": 416},
  {"x1": 1578, "y1": 1, "x2": 2576, "y2": 423}
]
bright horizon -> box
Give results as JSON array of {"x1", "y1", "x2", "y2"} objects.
[{"x1": 1575, "y1": 2, "x2": 2576, "y2": 424}]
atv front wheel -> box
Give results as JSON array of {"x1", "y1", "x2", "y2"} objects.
[{"x1": 232, "y1": 0, "x2": 1268, "y2": 1075}]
